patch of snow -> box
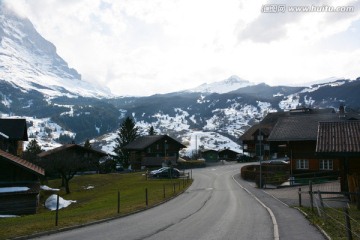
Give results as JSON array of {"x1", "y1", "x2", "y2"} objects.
[
  {"x1": 84, "y1": 186, "x2": 94, "y2": 190},
  {"x1": 0, "y1": 215, "x2": 19, "y2": 218},
  {"x1": 45, "y1": 194, "x2": 76, "y2": 211},
  {"x1": 41, "y1": 185, "x2": 60, "y2": 191},
  {"x1": 0, "y1": 187, "x2": 29, "y2": 193}
]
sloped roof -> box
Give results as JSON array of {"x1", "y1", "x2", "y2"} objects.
[
  {"x1": 38, "y1": 144, "x2": 108, "y2": 158},
  {"x1": 268, "y1": 114, "x2": 341, "y2": 141},
  {"x1": 219, "y1": 149, "x2": 239, "y2": 154},
  {"x1": 0, "y1": 149, "x2": 44, "y2": 176},
  {"x1": 124, "y1": 135, "x2": 186, "y2": 150},
  {"x1": 316, "y1": 121, "x2": 360, "y2": 153},
  {"x1": 0, "y1": 118, "x2": 28, "y2": 141}
]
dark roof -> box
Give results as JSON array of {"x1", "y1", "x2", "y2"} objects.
[
  {"x1": 241, "y1": 108, "x2": 360, "y2": 143},
  {"x1": 240, "y1": 112, "x2": 287, "y2": 142},
  {"x1": 219, "y1": 149, "x2": 239, "y2": 154},
  {"x1": 0, "y1": 149, "x2": 44, "y2": 176},
  {"x1": 38, "y1": 144, "x2": 108, "y2": 158},
  {"x1": 201, "y1": 149, "x2": 218, "y2": 153},
  {"x1": 268, "y1": 114, "x2": 342, "y2": 141},
  {"x1": 0, "y1": 118, "x2": 28, "y2": 141},
  {"x1": 316, "y1": 121, "x2": 360, "y2": 153},
  {"x1": 124, "y1": 135, "x2": 186, "y2": 150}
]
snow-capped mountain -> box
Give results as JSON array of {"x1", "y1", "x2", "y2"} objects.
[
  {"x1": 187, "y1": 75, "x2": 254, "y2": 94},
  {"x1": 0, "y1": 5, "x2": 111, "y2": 99}
]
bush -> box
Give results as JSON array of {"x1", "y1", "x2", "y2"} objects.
[{"x1": 177, "y1": 160, "x2": 206, "y2": 169}]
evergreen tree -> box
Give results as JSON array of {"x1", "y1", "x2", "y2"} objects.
[
  {"x1": 23, "y1": 139, "x2": 42, "y2": 163},
  {"x1": 148, "y1": 126, "x2": 156, "y2": 135},
  {"x1": 84, "y1": 139, "x2": 92, "y2": 149},
  {"x1": 113, "y1": 117, "x2": 139, "y2": 168}
]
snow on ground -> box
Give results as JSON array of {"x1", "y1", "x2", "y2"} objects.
[
  {"x1": 41, "y1": 185, "x2": 60, "y2": 191},
  {"x1": 25, "y1": 117, "x2": 75, "y2": 151},
  {"x1": 45, "y1": 194, "x2": 76, "y2": 211},
  {"x1": 0, "y1": 215, "x2": 18, "y2": 218},
  {"x1": 279, "y1": 94, "x2": 301, "y2": 110},
  {"x1": 0, "y1": 187, "x2": 29, "y2": 193},
  {"x1": 180, "y1": 130, "x2": 242, "y2": 157}
]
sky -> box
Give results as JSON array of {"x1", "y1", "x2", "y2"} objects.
[{"x1": 4, "y1": 0, "x2": 360, "y2": 96}]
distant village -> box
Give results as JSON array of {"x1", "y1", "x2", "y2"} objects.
[{"x1": 0, "y1": 105, "x2": 359, "y2": 215}]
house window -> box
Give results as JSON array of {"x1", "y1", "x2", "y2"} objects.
[
  {"x1": 320, "y1": 159, "x2": 333, "y2": 170},
  {"x1": 296, "y1": 159, "x2": 309, "y2": 169},
  {"x1": 147, "y1": 148, "x2": 151, "y2": 153},
  {"x1": 156, "y1": 144, "x2": 159, "y2": 150}
]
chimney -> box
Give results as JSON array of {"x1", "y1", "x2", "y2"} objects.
[{"x1": 339, "y1": 104, "x2": 346, "y2": 118}]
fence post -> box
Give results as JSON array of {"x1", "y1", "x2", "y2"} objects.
[
  {"x1": 357, "y1": 188, "x2": 360, "y2": 211},
  {"x1": 55, "y1": 194, "x2": 60, "y2": 226},
  {"x1": 145, "y1": 188, "x2": 148, "y2": 207},
  {"x1": 309, "y1": 180, "x2": 314, "y2": 212},
  {"x1": 173, "y1": 183, "x2": 176, "y2": 194},
  {"x1": 344, "y1": 207, "x2": 353, "y2": 240},
  {"x1": 163, "y1": 184, "x2": 166, "y2": 199},
  {"x1": 178, "y1": 182, "x2": 181, "y2": 190},
  {"x1": 117, "y1": 190, "x2": 120, "y2": 214},
  {"x1": 298, "y1": 187, "x2": 302, "y2": 207}
]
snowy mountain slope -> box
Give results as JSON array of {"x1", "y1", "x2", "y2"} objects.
[
  {"x1": 0, "y1": 6, "x2": 111, "y2": 98},
  {"x1": 187, "y1": 75, "x2": 254, "y2": 94}
]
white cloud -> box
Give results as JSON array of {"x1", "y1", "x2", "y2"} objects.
[{"x1": 4, "y1": 0, "x2": 360, "y2": 96}]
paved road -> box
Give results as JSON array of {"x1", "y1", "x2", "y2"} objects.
[{"x1": 36, "y1": 163, "x2": 325, "y2": 240}]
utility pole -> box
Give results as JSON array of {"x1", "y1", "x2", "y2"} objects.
[{"x1": 258, "y1": 129, "x2": 263, "y2": 188}]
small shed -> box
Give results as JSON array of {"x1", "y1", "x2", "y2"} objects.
[{"x1": 0, "y1": 149, "x2": 45, "y2": 215}]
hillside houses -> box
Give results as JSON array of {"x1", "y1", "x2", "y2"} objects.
[{"x1": 239, "y1": 107, "x2": 360, "y2": 191}]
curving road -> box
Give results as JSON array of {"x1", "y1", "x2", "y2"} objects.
[{"x1": 36, "y1": 163, "x2": 324, "y2": 240}]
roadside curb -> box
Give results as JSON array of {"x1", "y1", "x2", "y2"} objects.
[
  {"x1": 13, "y1": 181, "x2": 194, "y2": 240},
  {"x1": 262, "y1": 188, "x2": 331, "y2": 240}
]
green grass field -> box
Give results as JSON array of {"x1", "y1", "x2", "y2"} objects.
[
  {"x1": 0, "y1": 172, "x2": 192, "y2": 239},
  {"x1": 301, "y1": 205, "x2": 360, "y2": 239}
]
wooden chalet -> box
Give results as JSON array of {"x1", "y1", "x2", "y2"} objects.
[
  {"x1": 37, "y1": 144, "x2": 108, "y2": 173},
  {"x1": 267, "y1": 113, "x2": 344, "y2": 174},
  {"x1": 201, "y1": 149, "x2": 219, "y2": 162},
  {"x1": 240, "y1": 107, "x2": 359, "y2": 175},
  {"x1": 0, "y1": 118, "x2": 28, "y2": 156},
  {"x1": 218, "y1": 148, "x2": 239, "y2": 161},
  {"x1": 0, "y1": 149, "x2": 45, "y2": 215},
  {"x1": 124, "y1": 135, "x2": 186, "y2": 169},
  {"x1": 316, "y1": 121, "x2": 360, "y2": 191}
]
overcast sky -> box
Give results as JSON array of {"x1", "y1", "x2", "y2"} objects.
[{"x1": 4, "y1": 0, "x2": 360, "y2": 96}]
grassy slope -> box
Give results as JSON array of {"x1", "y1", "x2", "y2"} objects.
[{"x1": 0, "y1": 172, "x2": 192, "y2": 239}]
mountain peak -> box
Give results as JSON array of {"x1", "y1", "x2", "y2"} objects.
[
  {"x1": 187, "y1": 75, "x2": 254, "y2": 94},
  {"x1": 0, "y1": 5, "x2": 111, "y2": 98}
]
